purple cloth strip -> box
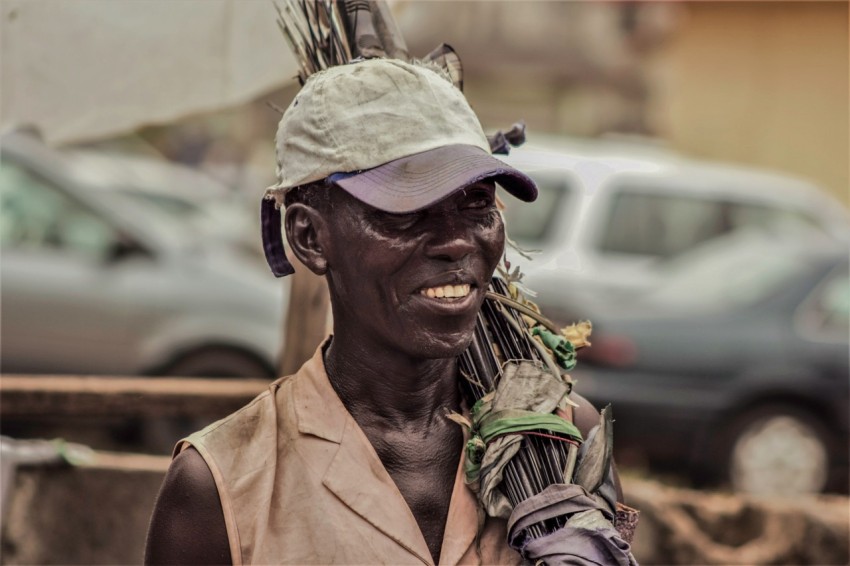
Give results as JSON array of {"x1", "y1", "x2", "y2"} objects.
[
  {"x1": 507, "y1": 484, "x2": 638, "y2": 566},
  {"x1": 261, "y1": 198, "x2": 295, "y2": 278},
  {"x1": 516, "y1": 525, "x2": 636, "y2": 566}
]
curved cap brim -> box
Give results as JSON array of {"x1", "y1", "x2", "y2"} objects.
[{"x1": 329, "y1": 145, "x2": 538, "y2": 213}]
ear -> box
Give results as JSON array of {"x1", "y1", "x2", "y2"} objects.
[{"x1": 284, "y1": 203, "x2": 329, "y2": 276}]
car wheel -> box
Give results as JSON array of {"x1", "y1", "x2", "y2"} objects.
[
  {"x1": 725, "y1": 406, "x2": 831, "y2": 495},
  {"x1": 162, "y1": 347, "x2": 274, "y2": 378},
  {"x1": 139, "y1": 348, "x2": 274, "y2": 453}
]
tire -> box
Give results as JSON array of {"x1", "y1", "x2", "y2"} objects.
[
  {"x1": 721, "y1": 405, "x2": 833, "y2": 495},
  {"x1": 138, "y1": 348, "x2": 274, "y2": 453},
  {"x1": 162, "y1": 347, "x2": 274, "y2": 378}
]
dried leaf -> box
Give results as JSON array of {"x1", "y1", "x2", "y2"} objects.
[{"x1": 561, "y1": 320, "x2": 592, "y2": 349}]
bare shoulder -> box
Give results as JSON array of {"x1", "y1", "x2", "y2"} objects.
[
  {"x1": 570, "y1": 391, "x2": 604, "y2": 438},
  {"x1": 145, "y1": 447, "x2": 231, "y2": 565},
  {"x1": 569, "y1": 391, "x2": 625, "y2": 502}
]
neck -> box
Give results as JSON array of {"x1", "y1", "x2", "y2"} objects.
[{"x1": 323, "y1": 330, "x2": 461, "y2": 430}]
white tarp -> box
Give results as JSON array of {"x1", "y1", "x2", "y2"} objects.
[{"x1": 0, "y1": 0, "x2": 297, "y2": 145}]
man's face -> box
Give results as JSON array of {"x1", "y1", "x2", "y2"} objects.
[{"x1": 323, "y1": 181, "x2": 505, "y2": 361}]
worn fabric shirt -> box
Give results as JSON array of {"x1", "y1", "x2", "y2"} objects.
[{"x1": 177, "y1": 345, "x2": 522, "y2": 565}]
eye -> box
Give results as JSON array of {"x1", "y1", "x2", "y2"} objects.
[
  {"x1": 370, "y1": 209, "x2": 423, "y2": 231},
  {"x1": 467, "y1": 196, "x2": 492, "y2": 209},
  {"x1": 462, "y1": 188, "x2": 496, "y2": 211}
]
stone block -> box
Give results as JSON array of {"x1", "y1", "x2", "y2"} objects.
[{"x1": 1, "y1": 453, "x2": 167, "y2": 565}]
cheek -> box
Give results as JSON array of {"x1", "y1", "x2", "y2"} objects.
[
  {"x1": 336, "y1": 224, "x2": 417, "y2": 304},
  {"x1": 480, "y1": 213, "x2": 506, "y2": 267}
]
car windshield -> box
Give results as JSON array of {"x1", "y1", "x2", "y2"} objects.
[
  {"x1": 599, "y1": 190, "x2": 828, "y2": 259},
  {"x1": 647, "y1": 228, "x2": 830, "y2": 310},
  {"x1": 61, "y1": 150, "x2": 258, "y2": 252},
  {"x1": 500, "y1": 170, "x2": 575, "y2": 245},
  {"x1": 119, "y1": 190, "x2": 199, "y2": 217}
]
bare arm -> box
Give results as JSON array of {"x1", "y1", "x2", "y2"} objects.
[
  {"x1": 145, "y1": 447, "x2": 232, "y2": 565},
  {"x1": 571, "y1": 392, "x2": 625, "y2": 503}
]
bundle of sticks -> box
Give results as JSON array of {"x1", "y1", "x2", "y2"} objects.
[{"x1": 456, "y1": 275, "x2": 594, "y2": 539}]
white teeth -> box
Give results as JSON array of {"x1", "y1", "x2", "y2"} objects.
[{"x1": 420, "y1": 284, "x2": 471, "y2": 299}]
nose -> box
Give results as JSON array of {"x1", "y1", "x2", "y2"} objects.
[{"x1": 423, "y1": 215, "x2": 477, "y2": 262}]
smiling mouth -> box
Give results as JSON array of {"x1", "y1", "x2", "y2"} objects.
[{"x1": 419, "y1": 283, "x2": 472, "y2": 300}]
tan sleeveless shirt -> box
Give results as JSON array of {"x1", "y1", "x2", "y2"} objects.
[{"x1": 178, "y1": 345, "x2": 521, "y2": 565}]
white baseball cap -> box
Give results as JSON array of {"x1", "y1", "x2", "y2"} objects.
[{"x1": 261, "y1": 58, "x2": 537, "y2": 276}]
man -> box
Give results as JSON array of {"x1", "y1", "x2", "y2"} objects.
[{"x1": 145, "y1": 58, "x2": 620, "y2": 565}]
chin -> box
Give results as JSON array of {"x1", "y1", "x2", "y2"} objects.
[{"x1": 414, "y1": 328, "x2": 477, "y2": 360}]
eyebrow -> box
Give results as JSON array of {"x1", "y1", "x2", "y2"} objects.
[{"x1": 462, "y1": 181, "x2": 497, "y2": 191}]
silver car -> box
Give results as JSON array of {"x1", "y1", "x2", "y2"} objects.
[{"x1": 1, "y1": 131, "x2": 287, "y2": 378}]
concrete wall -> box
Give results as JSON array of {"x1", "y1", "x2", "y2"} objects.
[
  {"x1": 1, "y1": 453, "x2": 168, "y2": 565},
  {"x1": 2, "y1": 455, "x2": 847, "y2": 565}
]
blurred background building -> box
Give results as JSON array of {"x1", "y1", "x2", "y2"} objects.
[
  {"x1": 5, "y1": 2, "x2": 843, "y2": 205},
  {"x1": 649, "y1": 1, "x2": 848, "y2": 208},
  {"x1": 398, "y1": 1, "x2": 848, "y2": 206}
]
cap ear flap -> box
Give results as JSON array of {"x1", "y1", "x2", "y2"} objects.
[
  {"x1": 261, "y1": 198, "x2": 296, "y2": 277},
  {"x1": 283, "y1": 202, "x2": 328, "y2": 276}
]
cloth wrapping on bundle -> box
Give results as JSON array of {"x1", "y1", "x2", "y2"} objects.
[
  {"x1": 507, "y1": 484, "x2": 638, "y2": 566},
  {"x1": 461, "y1": 361, "x2": 580, "y2": 519},
  {"x1": 456, "y1": 359, "x2": 641, "y2": 565}
]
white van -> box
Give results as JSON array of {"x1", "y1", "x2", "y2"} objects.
[{"x1": 497, "y1": 135, "x2": 849, "y2": 318}]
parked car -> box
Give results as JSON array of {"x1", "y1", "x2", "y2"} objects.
[
  {"x1": 61, "y1": 148, "x2": 266, "y2": 265},
  {"x1": 0, "y1": 130, "x2": 287, "y2": 378},
  {"x1": 569, "y1": 229, "x2": 849, "y2": 494},
  {"x1": 497, "y1": 135, "x2": 850, "y2": 316}
]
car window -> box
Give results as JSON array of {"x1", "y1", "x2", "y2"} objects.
[
  {"x1": 122, "y1": 190, "x2": 199, "y2": 217},
  {"x1": 728, "y1": 202, "x2": 824, "y2": 235},
  {"x1": 599, "y1": 192, "x2": 728, "y2": 257},
  {"x1": 0, "y1": 160, "x2": 119, "y2": 259},
  {"x1": 500, "y1": 171, "x2": 574, "y2": 245}
]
